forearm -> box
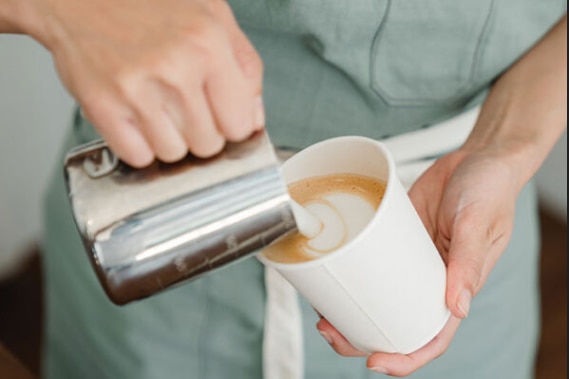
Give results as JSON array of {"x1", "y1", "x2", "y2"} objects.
[
  {"x1": 0, "y1": 0, "x2": 32, "y2": 33},
  {"x1": 463, "y1": 14, "x2": 567, "y2": 190}
]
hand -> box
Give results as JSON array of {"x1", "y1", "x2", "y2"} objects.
[
  {"x1": 315, "y1": 14, "x2": 567, "y2": 374},
  {"x1": 316, "y1": 146, "x2": 521, "y2": 376},
  {"x1": 31, "y1": 0, "x2": 264, "y2": 167}
]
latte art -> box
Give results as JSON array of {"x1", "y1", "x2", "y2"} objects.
[{"x1": 262, "y1": 173, "x2": 386, "y2": 263}]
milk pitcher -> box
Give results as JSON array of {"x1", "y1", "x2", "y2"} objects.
[{"x1": 63, "y1": 131, "x2": 297, "y2": 305}]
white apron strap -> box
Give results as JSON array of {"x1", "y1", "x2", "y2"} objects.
[{"x1": 263, "y1": 266, "x2": 305, "y2": 379}]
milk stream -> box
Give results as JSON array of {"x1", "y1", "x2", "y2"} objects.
[
  {"x1": 263, "y1": 173, "x2": 385, "y2": 263},
  {"x1": 290, "y1": 194, "x2": 376, "y2": 251},
  {"x1": 290, "y1": 200, "x2": 322, "y2": 238}
]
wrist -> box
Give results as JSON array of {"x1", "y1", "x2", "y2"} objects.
[
  {"x1": 0, "y1": 0, "x2": 36, "y2": 33},
  {"x1": 462, "y1": 95, "x2": 563, "y2": 192},
  {"x1": 0, "y1": 0, "x2": 59, "y2": 49}
]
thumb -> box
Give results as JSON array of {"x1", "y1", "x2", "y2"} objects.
[{"x1": 445, "y1": 224, "x2": 489, "y2": 319}]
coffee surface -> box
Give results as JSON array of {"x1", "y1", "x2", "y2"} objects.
[{"x1": 262, "y1": 173, "x2": 386, "y2": 263}]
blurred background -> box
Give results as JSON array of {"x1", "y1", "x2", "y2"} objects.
[
  {"x1": 0, "y1": 36, "x2": 73, "y2": 278},
  {"x1": 0, "y1": 36, "x2": 566, "y2": 378}
]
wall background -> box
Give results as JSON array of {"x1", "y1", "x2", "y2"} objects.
[
  {"x1": 0, "y1": 36, "x2": 74, "y2": 275},
  {"x1": 0, "y1": 35, "x2": 566, "y2": 276}
]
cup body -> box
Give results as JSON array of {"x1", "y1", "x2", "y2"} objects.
[{"x1": 258, "y1": 136, "x2": 450, "y2": 354}]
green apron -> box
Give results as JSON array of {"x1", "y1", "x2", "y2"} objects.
[{"x1": 42, "y1": 1, "x2": 565, "y2": 378}]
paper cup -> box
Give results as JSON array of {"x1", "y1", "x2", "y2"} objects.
[{"x1": 257, "y1": 136, "x2": 450, "y2": 354}]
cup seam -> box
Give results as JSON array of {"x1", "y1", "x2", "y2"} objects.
[
  {"x1": 323, "y1": 263, "x2": 398, "y2": 353},
  {"x1": 398, "y1": 309, "x2": 451, "y2": 355}
]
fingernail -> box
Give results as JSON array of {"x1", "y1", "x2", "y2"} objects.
[
  {"x1": 370, "y1": 366, "x2": 389, "y2": 374},
  {"x1": 255, "y1": 96, "x2": 265, "y2": 129},
  {"x1": 458, "y1": 289, "x2": 472, "y2": 318},
  {"x1": 318, "y1": 330, "x2": 333, "y2": 344}
]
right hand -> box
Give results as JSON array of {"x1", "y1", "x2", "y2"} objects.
[{"x1": 29, "y1": 0, "x2": 264, "y2": 167}]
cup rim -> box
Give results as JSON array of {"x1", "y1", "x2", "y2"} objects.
[{"x1": 257, "y1": 135, "x2": 397, "y2": 270}]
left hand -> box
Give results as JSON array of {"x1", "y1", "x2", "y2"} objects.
[
  {"x1": 316, "y1": 145, "x2": 521, "y2": 376},
  {"x1": 316, "y1": 14, "x2": 566, "y2": 376}
]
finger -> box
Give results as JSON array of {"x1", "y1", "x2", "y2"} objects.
[
  {"x1": 205, "y1": 3, "x2": 263, "y2": 135},
  {"x1": 131, "y1": 86, "x2": 188, "y2": 163},
  {"x1": 205, "y1": 49, "x2": 256, "y2": 142},
  {"x1": 367, "y1": 316, "x2": 461, "y2": 377},
  {"x1": 178, "y1": 87, "x2": 226, "y2": 158},
  {"x1": 316, "y1": 318, "x2": 368, "y2": 357},
  {"x1": 444, "y1": 212, "x2": 504, "y2": 319},
  {"x1": 214, "y1": 0, "x2": 264, "y2": 94},
  {"x1": 218, "y1": 9, "x2": 265, "y2": 130},
  {"x1": 81, "y1": 97, "x2": 154, "y2": 168}
]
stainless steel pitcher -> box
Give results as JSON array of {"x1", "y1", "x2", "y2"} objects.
[{"x1": 63, "y1": 131, "x2": 297, "y2": 305}]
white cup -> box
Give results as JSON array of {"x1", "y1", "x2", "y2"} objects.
[{"x1": 257, "y1": 136, "x2": 450, "y2": 354}]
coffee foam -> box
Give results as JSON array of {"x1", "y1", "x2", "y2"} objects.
[{"x1": 262, "y1": 173, "x2": 386, "y2": 263}]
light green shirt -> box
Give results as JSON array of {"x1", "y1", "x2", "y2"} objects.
[{"x1": 229, "y1": 0, "x2": 565, "y2": 148}]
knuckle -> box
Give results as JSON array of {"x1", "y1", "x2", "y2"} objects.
[
  {"x1": 184, "y1": 22, "x2": 225, "y2": 59},
  {"x1": 79, "y1": 97, "x2": 110, "y2": 128},
  {"x1": 235, "y1": 44, "x2": 264, "y2": 80},
  {"x1": 113, "y1": 69, "x2": 144, "y2": 102},
  {"x1": 462, "y1": 258, "x2": 483, "y2": 282},
  {"x1": 451, "y1": 257, "x2": 483, "y2": 290}
]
